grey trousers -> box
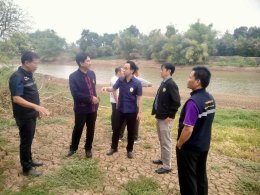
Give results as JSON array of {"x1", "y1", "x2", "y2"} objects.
[{"x1": 156, "y1": 119, "x2": 173, "y2": 170}]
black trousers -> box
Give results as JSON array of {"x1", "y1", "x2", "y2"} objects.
[
  {"x1": 15, "y1": 117, "x2": 36, "y2": 172},
  {"x1": 176, "y1": 148, "x2": 209, "y2": 195},
  {"x1": 111, "y1": 103, "x2": 117, "y2": 132},
  {"x1": 111, "y1": 111, "x2": 137, "y2": 152},
  {"x1": 70, "y1": 112, "x2": 97, "y2": 152},
  {"x1": 120, "y1": 120, "x2": 139, "y2": 140}
]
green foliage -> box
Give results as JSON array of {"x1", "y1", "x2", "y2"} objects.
[
  {"x1": 231, "y1": 158, "x2": 260, "y2": 172},
  {"x1": 216, "y1": 26, "x2": 260, "y2": 57},
  {"x1": 29, "y1": 29, "x2": 67, "y2": 62},
  {"x1": 235, "y1": 176, "x2": 260, "y2": 195},
  {"x1": 0, "y1": 0, "x2": 30, "y2": 39},
  {"x1": 0, "y1": 66, "x2": 13, "y2": 116},
  {"x1": 12, "y1": 158, "x2": 103, "y2": 194},
  {"x1": 185, "y1": 20, "x2": 217, "y2": 55},
  {"x1": 45, "y1": 158, "x2": 103, "y2": 190},
  {"x1": 143, "y1": 143, "x2": 153, "y2": 149},
  {"x1": 122, "y1": 176, "x2": 162, "y2": 195},
  {"x1": 209, "y1": 56, "x2": 257, "y2": 67},
  {"x1": 214, "y1": 108, "x2": 260, "y2": 129},
  {"x1": 114, "y1": 28, "x2": 142, "y2": 59}
]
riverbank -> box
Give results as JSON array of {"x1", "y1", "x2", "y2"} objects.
[{"x1": 0, "y1": 67, "x2": 259, "y2": 194}]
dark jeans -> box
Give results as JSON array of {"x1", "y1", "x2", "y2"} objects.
[
  {"x1": 120, "y1": 119, "x2": 139, "y2": 140},
  {"x1": 176, "y1": 148, "x2": 208, "y2": 195},
  {"x1": 111, "y1": 103, "x2": 117, "y2": 131},
  {"x1": 70, "y1": 112, "x2": 97, "y2": 152},
  {"x1": 15, "y1": 117, "x2": 36, "y2": 172},
  {"x1": 111, "y1": 111, "x2": 137, "y2": 152}
]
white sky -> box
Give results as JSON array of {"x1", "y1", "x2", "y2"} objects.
[{"x1": 15, "y1": 0, "x2": 260, "y2": 43}]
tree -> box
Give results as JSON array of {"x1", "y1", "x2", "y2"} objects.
[
  {"x1": 185, "y1": 20, "x2": 217, "y2": 55},
  {"x1": 165, "y1": 25, "x2": 177, "y2": 38},
  {"x1": 0, "y1": 0, "x2": 29, "y2": 39},
  {"x1": 144, "y1": 29, "x2": 167, "y2": 61},
  {"x1": 29, "y1": 29, "x2": 67, "y2": 62},
  {"x1": 216, "y1": 31, "x2": 235, "y2": 56},
  {"x1": 114, "y1": 26, "x2": 142, "y2": 59},
  {"x1": 233, "y1": 26, "x2": 248, "y2": 39}
]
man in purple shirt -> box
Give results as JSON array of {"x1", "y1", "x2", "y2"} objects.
[
  {"x1": 102, "y1": 60, "x2": 142, "y2": 159},
  {"x1": 67, "y1": 52, "x2": 99, "y2": 158},
  {"x1": 176, "y1": 66, "x2": 216, "y2": 195}
]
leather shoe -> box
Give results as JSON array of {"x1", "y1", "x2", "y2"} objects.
[
  {"x1": 127, "y1": 151, "x2": 134, "y2": 159},
  {"x1": 66, "y1": 150, "x2": 76, "y2": 157},
  {"x1": 23, "y1": 168, "x2": 42, "y2": 176},
  {"x1": 106, "y1": 148, "x2": 117, "y2": 156},
  {"x1": 86, "y1": 150, "x2": 92, "y2": 158},
  {"x1": 31, "y1": 161, "x2": 43, "y2": 167},
  {"x1": 155, "y1": 167, "x2": 172, "y2": 174},
  {"x1": 152, "y1": 159, "x2": 163, "y2": 165}
]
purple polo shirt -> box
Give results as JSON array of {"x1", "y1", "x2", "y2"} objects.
[
  {"x1": 183, "y1": 100, "x2": 199, "y2": 126},
  {"x1": 113, "y1": 76, "x2": 142, "y2": 113}
]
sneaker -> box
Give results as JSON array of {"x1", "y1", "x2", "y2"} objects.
[
  {"x1": 155, "y1": 167, "x2": 172, "y2": 174},
  {"x1": 127, "y1": 151, "x2": 134, "y2": 159},
  {"x1": 106, "y1": 148, "x2": 118, "y2": 156},
  {"x1": 31, "y1": 160, "x2": 43, "y2": 167},
  {"x1": 23, "y1": 168, "x2": 42, "y2": 176},
  {"x1": 85, "y1": 150, "x2": 92, "y2": 158},
  {"x1": 66, "y1": 150, "x2": 76, "y2": 157}
]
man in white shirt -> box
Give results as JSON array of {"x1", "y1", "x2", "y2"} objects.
[{"x1": 110, "y1": 67, "x2": 123, "y2": 132}]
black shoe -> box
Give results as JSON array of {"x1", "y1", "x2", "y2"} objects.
[
  {"x1": 86, "y1": 150, "x2": 92, "y2": 158},
  {"x1": 106, "y1": 148, "x2": 117, "y2": 156},
  {"x1": 66, "y1": 150, "x2": 76, "y2": 157},
  {"x1": 31, "y1": 161, "x2": 43, "y2": 167},
  {"x1": 23, "y1": 168, "x2": 42, "y2": 177},
  {"x1": 127, "y1": 151, "x2": 134, "y2": 159},
  {"x1": 155, "y1": 167, "x2": 172, "y2": 174},
  {"x1": 152, "y1": 159, "x2": 163, "y2": 165}
]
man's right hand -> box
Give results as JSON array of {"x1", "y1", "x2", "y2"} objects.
[
  {"x1": 92, "y1": 96, "x2": 99, "y2": 104},
  {"x1": 35, "y1": 105, "x2": 50, "y2": 117}
]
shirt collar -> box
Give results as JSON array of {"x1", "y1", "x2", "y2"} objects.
[
  {"x1": 19, "y1": 66, "x2": 33, "y2": 77},
  {"x1": 163, "y1": 76, "x2": 172, "y2": 82}
]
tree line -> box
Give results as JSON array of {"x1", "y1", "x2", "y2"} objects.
[{"x1": 1, "y1": 0, "x2": 260, "y2": 64}]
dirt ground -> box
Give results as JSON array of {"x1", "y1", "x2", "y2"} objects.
[{"x1": 0, "y1": 62, "x2": 259, "y2": 194}]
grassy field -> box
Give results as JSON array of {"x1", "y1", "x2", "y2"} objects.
[{"x1": 0, "y1": 66, "x2": 259, "y2": 194}]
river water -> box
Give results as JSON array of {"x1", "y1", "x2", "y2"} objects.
[{"x1": 35, "y1": 63, "x2": 260, "y2": 96}]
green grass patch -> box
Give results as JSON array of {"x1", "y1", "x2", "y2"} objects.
[
  {"x1": 214, "y1": 108, "x2": 260, "y2": 130},
  {"x1": 11, "y1": 187, "x2": 51, "y2": 195},
  {"x1": 143, "y1": 143, "x2": 153, "y2": 149},
  {"x1": 231, "y1": 158, "x2": 260, "y2": 172},
  {"x1": 209, "y1": 56, "x2": 257, "y2": 67},
  {"x1": 45, "y1": 158, "x2": 103, "y2": 191},
  {"x1": 211, "y1": 124, "x2": 259, "y2": 161},
  {"x1": 122, "y1": 176, "x2": 162, "y2": 195},
  {"x1": 235, "y1": 176, "x2": 260, "y2": 195},
  {"x1": 10, "y1": 158, "x2": 103, "y2": 194},
  {"x1": 0, "y1": 118, "x2": 16, "y2": 130},
  {"x1": 37, "y1": 117, "x2": 68, "y2": 126},
  {"x1": 0, "y1": 137, "x2": 8, "y2": 147}
]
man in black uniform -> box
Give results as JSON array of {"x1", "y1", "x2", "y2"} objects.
[{"x1": 9, "y1": 51, "x2": 50, "y2": 176}]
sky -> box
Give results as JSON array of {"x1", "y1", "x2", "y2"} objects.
[{"x1": 15, "y1": 0, "x2": 260, "y2": 43}]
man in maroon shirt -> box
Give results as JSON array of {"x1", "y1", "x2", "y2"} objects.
[{"x1": 67, "y1": 52, "x2": 99, "y2": 158}]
